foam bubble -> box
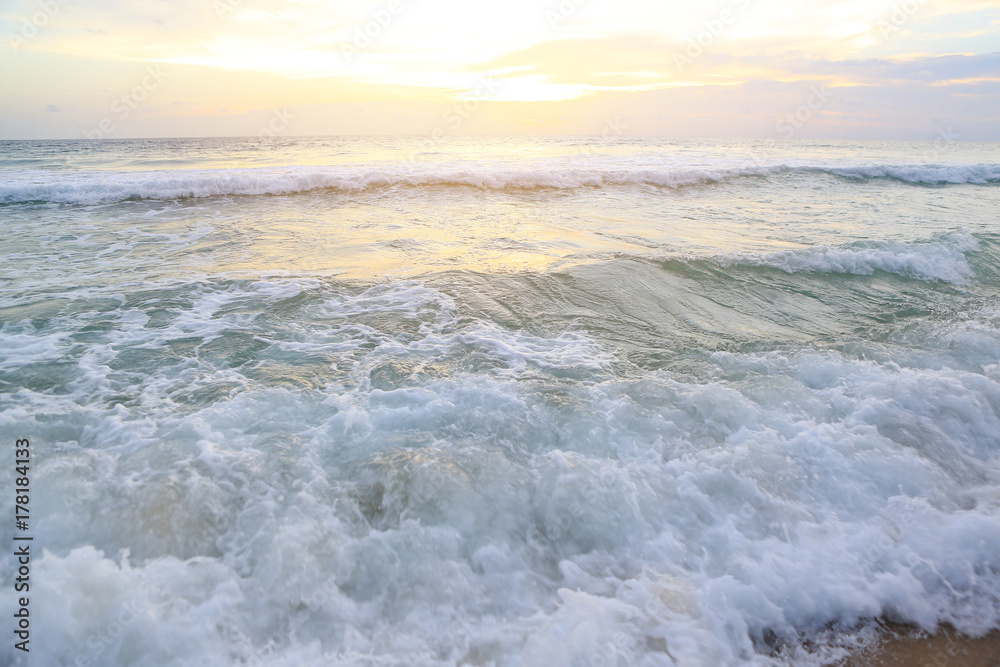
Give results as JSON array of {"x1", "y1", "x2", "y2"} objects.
[
  {"x1": 724, "y1": 233, "x2": 978, "y2": 283},
  {"x1": 3, "y1": 276, "x2": 1000, "y2": 665},
  {"x1": 3, "y1": 162, "x2": 997, "y2": 205},
  {"x1": 825, "y1": 163, "x2": 1000, "y2": 185}
]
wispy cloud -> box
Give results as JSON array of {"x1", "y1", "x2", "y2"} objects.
[{"x1": 0, "y1": 0, "x2": 997, "y2": 138}]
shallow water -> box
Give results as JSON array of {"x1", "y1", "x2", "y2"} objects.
[{"x1": 1, "y1": 136, "x2": 999, "y2": 666}]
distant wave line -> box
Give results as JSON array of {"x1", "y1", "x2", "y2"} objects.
[{"x1": 2, "y1": 163, "x2": 998, "y2": 204}]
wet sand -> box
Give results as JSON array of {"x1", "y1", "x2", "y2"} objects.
[{"x1": 838, "y1": 623, "x2": 1000, "y2": 666}]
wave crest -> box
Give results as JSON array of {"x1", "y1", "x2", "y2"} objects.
[
  {"x1": 2, "y1": 162, "x2": 997, "y2": 205},
  {"x1": 724, "y1": 233, "x2": 978, "y2": 284}
]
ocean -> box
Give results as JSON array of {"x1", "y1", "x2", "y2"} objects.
[{"x1": 1, "y1": 136, "x2": 999, "y2": 666}]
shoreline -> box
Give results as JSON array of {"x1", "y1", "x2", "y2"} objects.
[{"x1": 837, "y1": 622, "x2": 1000, "y2": 667}]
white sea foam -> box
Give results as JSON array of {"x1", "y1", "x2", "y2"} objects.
[
  {"x1": 2, "y1": 279, "x2": 1000, "y2": 666},
  {"x1": 824, "y1": 163, "x2": 1000, "y2": 184},
  {"x1": 0, "y1": 166, "x2": 775, "y2": 204},
  {"x1": 2, "y1": 137, "x2": 999, "y2": 666},
  {"x1": 2, "y1": 162, "x2": 997, "y2": 204},
  {"x1": 724, "y1": 233, "x2": 978, "y2": 283}
]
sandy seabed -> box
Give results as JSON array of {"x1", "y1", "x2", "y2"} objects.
[{"x1": 838, "y1": 623, "x2": 1000, "y2": 666}]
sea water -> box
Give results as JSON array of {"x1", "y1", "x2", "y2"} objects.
[{"x1": 0, "y1": 136, "x2": 998, "y2": 666}]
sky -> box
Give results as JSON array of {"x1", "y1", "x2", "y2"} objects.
[{"x1": 0, "y1": 0, "x2": 998, "y2": 139}]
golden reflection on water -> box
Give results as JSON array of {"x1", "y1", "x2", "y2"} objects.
[
  {"x1": 221, "y1": 196, "x2": 624, "y2": 280},
  {"x1": 198, "y1": 171, "x2": 831, "y2": 283}
]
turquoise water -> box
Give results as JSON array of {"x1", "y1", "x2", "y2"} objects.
[{"x1": 1, "y1": 136, "x2": 999, "y2": 666}]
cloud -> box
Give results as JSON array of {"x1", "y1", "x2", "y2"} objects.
[
  {"x1": 739, "y1": 51, "x2": 1000, "y2": 85},
  {"x1": 473, "y1": 32, "x2": 1000, "y2": 99},
  {"x1": 1, "y1": 0, "x2": 998, "y2": 138}
]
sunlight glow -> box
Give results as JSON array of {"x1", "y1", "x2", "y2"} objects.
[{"x1": 0, "y1": 0, "x2": 997, "y2": 138}]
